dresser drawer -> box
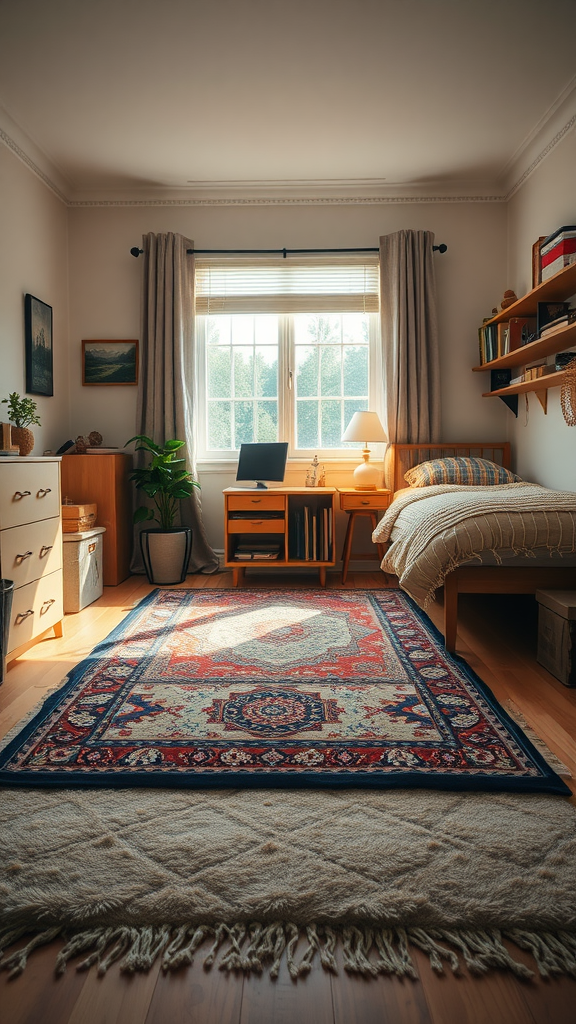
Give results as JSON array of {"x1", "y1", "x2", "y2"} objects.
[
  {"x1": 228, "y1": 519, "x2": 285, "y2": 534},
  {"x1": 339, "y1": 491, "x2": 391, "y2": 511},
  {"x1": 0, "y1": 462, "x2": 60, "y2": 528},
  {"x1": 8, "y1": 569, "x2": 63, "y2": 654},
  {"x1": 0, "y1": 518, "x2": 62, "y2": 589},
  {"x1": 227, "y1": 494, "x2": 285, "y2": 512}
]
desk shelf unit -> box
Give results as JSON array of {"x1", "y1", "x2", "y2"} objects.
[
  {"x1": 223, "y1": 486, "x2": 336, "y2": 586},
  {"x1": 472, "y1": 259, "x2": 576, "y2": 412}
]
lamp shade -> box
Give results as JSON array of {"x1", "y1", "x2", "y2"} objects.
[{"x1": 342, "y1": 411, "x2": 387, "y2": 443}]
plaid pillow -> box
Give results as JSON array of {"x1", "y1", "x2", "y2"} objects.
[{"x1": 404, "y1": 457, "x2": 522, "y2": 487}]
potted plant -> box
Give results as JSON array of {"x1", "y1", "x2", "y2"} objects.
[
  {"x1": 1, "y1": 392, "x2": 41, "y2": 456},
  {"x1": 126, "y1": 434, "x2": 199, "y2": 585}
]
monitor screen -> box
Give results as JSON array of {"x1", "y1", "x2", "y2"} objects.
[{"x1": 236, "y1": 442, "x2": 288, "y2": 488}]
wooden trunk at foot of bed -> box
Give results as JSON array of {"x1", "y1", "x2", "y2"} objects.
[{"x1": 443, "y1": 566, "x2": 576, "y2": 652}]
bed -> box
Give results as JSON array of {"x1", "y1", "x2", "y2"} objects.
[{"x1": 373, "y1": 442, "x2": 576, "y2": 651}]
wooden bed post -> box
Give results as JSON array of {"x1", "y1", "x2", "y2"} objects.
[{"x1": 443, "y1": 573, "x2": 459, "y2": 652}]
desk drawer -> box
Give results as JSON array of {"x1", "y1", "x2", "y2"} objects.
[
  {"x1": 227, "y1": 494, "x2": 285, "y2": 512},
  {"x1": 8, "y1": 569, "x2": 63, "y2": 653},
  {"x1": 340, "y1": 492, "x2": 390, "y2": 511},
  {"x1": 228, "y1": 519, "x2": 285, "y2": 534},
  {"x1": 0, "y1": 518, "x2": 62, "y2": 588},
  {"x1": 0, "y1": 462, "x2": 60, "y2": 528}
]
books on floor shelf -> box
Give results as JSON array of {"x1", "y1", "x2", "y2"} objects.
[{"x1": 288, "y1": 505, "x2": 333, "y2": 561}]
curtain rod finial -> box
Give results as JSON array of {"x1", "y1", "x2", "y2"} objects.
[
  {"x1": 434, "y1": 243, "x2": 448, "y2": 253},
  {"x1": 130, "y1": 247, "x2": 143, "y2": 257}
]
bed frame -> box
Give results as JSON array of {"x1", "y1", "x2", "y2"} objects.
[{"x1": 384, "y1": 442, "x2": 576, "y2": 652}]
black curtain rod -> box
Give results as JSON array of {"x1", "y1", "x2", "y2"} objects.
[{"x1": 130, "y1": 244, "x2": 448, "y2": 258}]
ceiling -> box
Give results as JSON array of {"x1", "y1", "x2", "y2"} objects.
[{"x1": 1, "y1": 0, "x2": 576, "y2": 202}]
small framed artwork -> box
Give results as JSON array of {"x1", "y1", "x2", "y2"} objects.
[
  {"x1": 82, "y1": 340, "x2": 139, "y2": 385},
  {"x1": 25, "y1": 294, "x2": 53, "y2": 396}
]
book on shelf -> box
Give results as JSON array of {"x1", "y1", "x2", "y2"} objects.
[
  {"x1": 508, "y1": 317, "x2": 537, "y2": 350},
  {"x1": 537, "y1": 301, "x2": 570, "y2": 338}
]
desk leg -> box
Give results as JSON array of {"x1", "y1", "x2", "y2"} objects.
[
  {"x1": 53, "y1": 620, "x2": 64, "y2": 639},
  {"x1": 232, "y1": 567, "x2": 245, "y2": 587},
  {"x1": 341, "y1": 513, "x2": 355, "y2": 583},
  {"x1": 319, "y1": 567, "x2": 326, "y2": 587}
]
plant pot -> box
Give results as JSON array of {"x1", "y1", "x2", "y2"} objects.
[
  {"x1": 11, "y1": 427, "x2": 34, "y2": 456},
  {"x1": 140, "y1": 528, "x2": 192, "y2": 585}
]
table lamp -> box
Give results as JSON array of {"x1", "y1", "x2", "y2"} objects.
[{"x1": 342, "y1": 411, "x2": 388, "y2": 490}]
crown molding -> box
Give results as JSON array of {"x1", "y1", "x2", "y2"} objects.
[
  {"x1": 501, "y1": 75, "x2": 576, "y2": 199},
  {"x1": 1, "y1": 86, "x2": 575, "y2": 207},
  {"x1": 0, "y1": 105, "x2": 70, "y2": 203}
]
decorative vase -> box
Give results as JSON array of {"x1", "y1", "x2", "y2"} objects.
[
  {"x1": 11, "y1": 427, "x2": 34, "y2": 456},
  {"x1": 139, "y1": 527, "x2": 192, "y2": 585}
]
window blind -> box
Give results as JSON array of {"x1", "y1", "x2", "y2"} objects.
[{"x1": 195, "y1": 257, "x2": 379, "y2": 314}]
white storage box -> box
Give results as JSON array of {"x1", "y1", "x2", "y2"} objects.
[
  {"x1": 62, "y1": 526, "x2": 106, "y2": 613},
  {"x1": 536, "y1": 589, "x2": 576, "y2": 687}
]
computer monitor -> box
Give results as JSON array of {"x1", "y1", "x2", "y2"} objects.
[{"x1": 236, "y1": 442, "x2": 288, "y2": 489}]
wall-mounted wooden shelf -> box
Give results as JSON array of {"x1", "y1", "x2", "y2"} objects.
[
  {"x1": 482, "y1": 369, "x2": 568, "y2": 414},
  {"x1": 481, "y1": 261, "x2": 576, "y2": 326},
  {"x1": 472, "y1": 321, "x2": 576, "y2": 373}
]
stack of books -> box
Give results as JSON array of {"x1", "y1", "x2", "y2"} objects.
[
  {"x1": 539, "y1": 309, "x2": 576, "y2": 339},
  {"x1": 234, "y1": 542, "x2": 281, "y2": 561},
  {"x1": 540, "y1": 226, "x2": 576, "y2": 281}
]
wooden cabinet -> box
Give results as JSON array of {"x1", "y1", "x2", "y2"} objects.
[
  {"x1": 473, "y1": 260, "x2": 576, "y2": 410},
  {"x1": 61, "y1": 453, "x2": 132, "y2": 585},
  {"x1": 223, "y1": 486, "x2": 336, "y2": 586},
  {"x1": 0, "y1": 456, "x2": 63, "y2": 663}
]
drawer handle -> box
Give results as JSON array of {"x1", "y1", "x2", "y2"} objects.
[
  {"x1": 16, "y1": 550, "x2": 33, "y2": 563},
  {"x1": 361, "y1": 500, "x2": 371, "y2": 505},
  {"x1": 37, "y1": 487, "x2": 52, "y2": 497},
  {"x1": 13, "y1": 490, "x2": 31, "y2": 500},
  {"x1": 15, "y1": 609, "x2": 34, "y2": 624},
  {"x1": 41, "y1": 598, "x2": 56, "y2": 615},
  {"x1": 40, "y1": 545, "x2": 53, "y2": 557},
  {"x1": 250, "y1": 520, "x2": 263, "y2": 525},
  {"x1": 251, "y1": 498, "x2": 262, "y2": 504}
]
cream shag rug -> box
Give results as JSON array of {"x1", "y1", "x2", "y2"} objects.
[{"x1": 1, "y1": 787, "x2": 576, "y2": 981}]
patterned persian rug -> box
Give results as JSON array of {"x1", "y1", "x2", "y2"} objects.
[{"x1": 0, "y1": 588, "x2": 569, "y2": 794}]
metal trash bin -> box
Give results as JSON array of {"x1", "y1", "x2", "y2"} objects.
[{"x1": 0, "y1": 579, "x2": 14, "y2": 684}]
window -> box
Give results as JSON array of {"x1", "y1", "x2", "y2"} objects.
[{"x1": 195, "y1": 258, "x2": 380, "y2": 459}]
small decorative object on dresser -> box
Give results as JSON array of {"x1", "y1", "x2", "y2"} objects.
[
  {"x1": 127, "y1": 435, "x2": 197, "y2": 585},
  {"x1": 25, "y1": 294, "x2": 53, "y2": 396},
  {"x1": 1, "y1": 392, "x2": 41, "y2": 456},
  {"x1": 305, "y1": 454, "x2": 325, "y2": 487}
]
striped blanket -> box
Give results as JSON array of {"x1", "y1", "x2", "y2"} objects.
[{"x1": 372, "y1": 483, "x2": 576, "y2": 605}]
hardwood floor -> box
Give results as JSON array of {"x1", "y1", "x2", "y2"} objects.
[{"x1": 1, "y1": 570, "x2": 576, "y2": 1024}]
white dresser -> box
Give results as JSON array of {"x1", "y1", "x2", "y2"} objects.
[{"x1": 0, "y1": 456, "x2": 64, "y2": 664}]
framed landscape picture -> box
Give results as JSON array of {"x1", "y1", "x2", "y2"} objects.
[
  {"x1": 82, "y1": 340, "x2": 139, "y2": 385},
  {"x1": 25, "y1": 294, "x2": 53, "y2": 396}
]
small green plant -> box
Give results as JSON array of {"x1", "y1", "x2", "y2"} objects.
[
  {"x1": 1, "y1": 392, "x2": 41, "y2": 428},
  {"x1": 125, "y1": 434, "x2": 199, "y2": 529}
]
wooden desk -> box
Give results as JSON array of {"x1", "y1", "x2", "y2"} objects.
[
  {"x1": 338, "y1": 488, "x2": 391, "y2": 583},
  {"x1": 223, "y1": 486, "x2": 336, "y2": 586}
]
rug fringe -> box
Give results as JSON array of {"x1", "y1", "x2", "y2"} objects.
[{"x1": 1, "y1": 922, "x2": 576, "y2": 980}]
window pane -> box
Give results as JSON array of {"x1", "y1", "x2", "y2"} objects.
[
  {"x1": 343, "y1": 345, "x2": 368, "y2": 396},
  {"x1": 254, "y1": 315, "x2": 279, "y2": 345},
  {"x1": 320, "y1": 400, "x2": 341, "y2": 447},
  {"x1": 257, "y1": 401, "x2": 278, "y2": 442},
  {"x1": 342, "y1": 313, "x2": 369, "y2": 345},
  {"x1": 295, "y1": 346, "x2": 318, "y2": 398},
  {"x1": 207, "y1": 401, "x2": 231, "y2": 449},
  {"x1": 314, "y1": 315, "x2": 341, "y2": 344},
  {"x1": 233, "y1": 347, "x2": 253, "y2": 398},
  {"x1": 234, "y1": 401, "x2": 254, "y2": 446},
  {"x1": 230, "y1": 316, "x2": 254, "y2": 346},
  {"x1": 207, "y1": 315, "x2": 230, "y2": 345},
  {"x1": 207, "y1": 347, "x2": 231, "y2": 398},
  {"x1": 255, "y1": 346, "x2": 278, "y2": 397},
  {"x1": 343, "y1": 399, "x2": 368, "y2": 447},
  {"x1": 320, "y1": 346, "x2": 341, "y2": 397},
  {"x1": 296, "y1": 400, "x2": 318, "y2": 448}
]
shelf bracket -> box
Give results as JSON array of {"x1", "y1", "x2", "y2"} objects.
[
  {"x1": 535, "y1": 390, "x2": 548, "y2": 414},
  {"x1": 497, "y1": 395, "x2": 519, "y2": 417}
]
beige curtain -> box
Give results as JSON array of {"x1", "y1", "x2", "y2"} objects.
[
  {"x1": 131, "y1": 231, "x2": 218, "y2": 574},
  {"x1": 379, "y1": 230, "x2": 441, "y2": 444}
]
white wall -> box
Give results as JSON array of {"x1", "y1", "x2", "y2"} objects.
[
  {"x1": 67, "y1": 200, "x2": 508, "y2": 549},
  {"x1": 507, "y1": 128, "x2": 576, "y2": 489},
  {"x1": 0, "y1": 146, "x2": 70, "y2": 453}
]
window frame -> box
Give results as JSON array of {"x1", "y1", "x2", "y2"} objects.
[{"x1": 195, "y1": 310, "x2": 382, "y2": 463}]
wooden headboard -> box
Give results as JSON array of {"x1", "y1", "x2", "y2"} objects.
[{"x1": 385, "y1": 442, "x2": 512, "y2": 494}]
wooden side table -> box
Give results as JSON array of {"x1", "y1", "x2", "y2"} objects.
[{"x1": 338, "y1": 488, "x2": 392, "y2": 583}]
